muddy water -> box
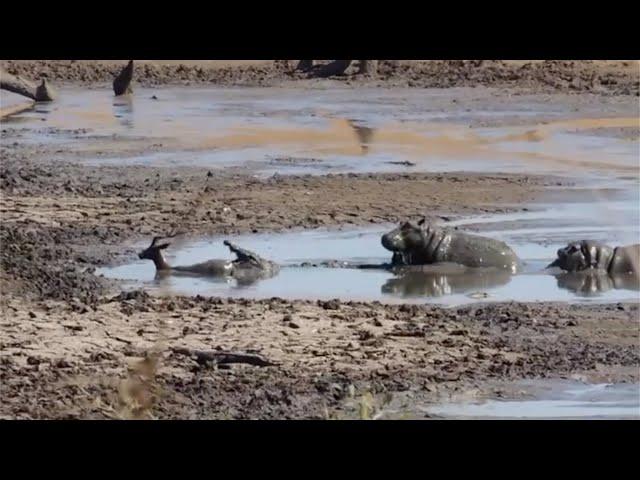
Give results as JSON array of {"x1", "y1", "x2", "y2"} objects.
[
  {"x1": 418, "y1": 381, "x2": 640, "y2": 419},
  {"x1": 99, "y1": 206, "x2": 640, "y2": 305},
  {"x1": 4, "y1": 87, "x2": 639, "y2": 178},
  {"x1": 6, "y1": 87, "x2": 639, "y2": 303}
]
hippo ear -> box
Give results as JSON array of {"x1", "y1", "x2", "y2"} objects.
[{"x1": 418, "y1": 216, "x2": 427, "y2": 226}]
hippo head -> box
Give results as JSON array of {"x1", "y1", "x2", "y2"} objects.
[
  {"x1": 548, "y1": 242, "x2": 589, "y2": 271},
  {"x1": 547, "y1": 240, "x2": 613, "y2": 272},
  {"x1": 381, "y1": 219, "x2": 427, "y2": 253}
]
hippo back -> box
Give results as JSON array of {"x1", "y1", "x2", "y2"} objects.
[
  {"x1": 442, "y1": 230, "x2": 521, "y2": 273},
  {"x1": 609, "y1": 244, "x2": 640, "y2": 275}
]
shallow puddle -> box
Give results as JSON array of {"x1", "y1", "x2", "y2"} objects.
[
  {"x1": 99, "y1": 208, "x2": 640, "y2": 305},
  {"x1": 419, "y1": 381, "x2": 640, "y2": 419}
]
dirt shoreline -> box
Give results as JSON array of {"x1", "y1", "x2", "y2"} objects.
[
  {"x1": 1, "y1": 293, "x2": 637, "y2": 419},
  {"x1": 2, "y1": 60, "x2": 638, "y2": 95},
  {"x1": 1, "y1": 75, "x2": 639, "y2": 419}
]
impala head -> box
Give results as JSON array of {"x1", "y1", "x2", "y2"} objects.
[
  {"x1": 138, "y1": 236, "x2": 171, "y2": 260},
  {"x1": 138, "y1": 232, "x2": 182, "y2": 265}
]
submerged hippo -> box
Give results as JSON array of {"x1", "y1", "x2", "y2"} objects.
[
  {"x1": 381, "y1": 218, "x2": 521, "y2": 273},
  {"x1": 138, "y1": 235, "x2": 279, "y2": 285},
  {"x1": 547, "y1": 240, "x2": 640, "y2": 275}
]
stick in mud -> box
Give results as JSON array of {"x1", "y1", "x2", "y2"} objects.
[
  {"x1": 172, "y1": 347, "x2": 278, "y2": 367},
  {"x1": 113, "y1": 60, "x2": 134, "y2": 96},
  {"x1": 358, "y1": 60, "x2": 378, "y2": 76},
  {"x1": 312, "y1": 60, "x2": 353, "y2": 78},
  {"x1": 295, "y1": 60, "x2": 314, "y2": 71},
  {"x1": 0, "y1": 69, "x2": 56, "y2": 102}
]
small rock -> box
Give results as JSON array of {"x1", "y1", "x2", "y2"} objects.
[
  {"x1": 28, "y1": 311, "x2": 37, "y2": 319},
  {"x1": 54, "y1": 359, "x2": 72, "y2": 368},
  {"x1": 27, "y1": 356, "x2": 41, "y2": 366},
  {"x1": 288, "y1": 321, "x2": 300, "y2": 329},
  {"x1": 450, "y1": 329, "x2": 468, "y2": 336},
  {"x1": 319, "y1": 299, "x2": 341, "y2": 310}
]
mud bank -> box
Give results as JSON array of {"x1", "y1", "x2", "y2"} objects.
[
  {"x1": 1, "y1": 153, "x2": 637, "y2": 419},
  {"x1": 2, "y1": 60, "x2": 638, "y2": 95},
  {"x1": 1, "y1": 294, "x2": 637, "y2": 419}
]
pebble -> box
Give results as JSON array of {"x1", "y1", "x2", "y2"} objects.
[{"x1": 319, "y1": 299, "x2": 341, "y2": 310}]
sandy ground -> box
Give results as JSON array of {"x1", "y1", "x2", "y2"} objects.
[{"x1": 1, "y1": 61, "x2": 639, "y2": 419}]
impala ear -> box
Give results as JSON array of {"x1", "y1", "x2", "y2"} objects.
[{"x1": 157, "y1": 242, "x2": 170, "y2": 250}]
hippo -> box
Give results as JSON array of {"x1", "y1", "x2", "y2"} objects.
[
  {"x1": 547, "y1": 240, "x2": 639, "y2": 275},
  {"x1": 381, "y1": 218, "x2": 521, "y2": 273}
]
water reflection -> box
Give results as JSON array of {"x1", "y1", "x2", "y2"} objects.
[
  {"x1": 151, "y1": 264, "x2": 271, "y2": 289},
  {"x1": 555, "y1": 271, "x2": 640, "y2": 297},
  {"x1": 381, "y1": 268, "x2": 513, "y2": 297},
  {"x1": 347, "y1": 119, "x2": 375, "y2": 154},
  {"x1": 34, "y1": 102, "x2": 55, "y2": 115},
  {"x1": 113, "y1": 96, "x2": 134, "y2": 129}
]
